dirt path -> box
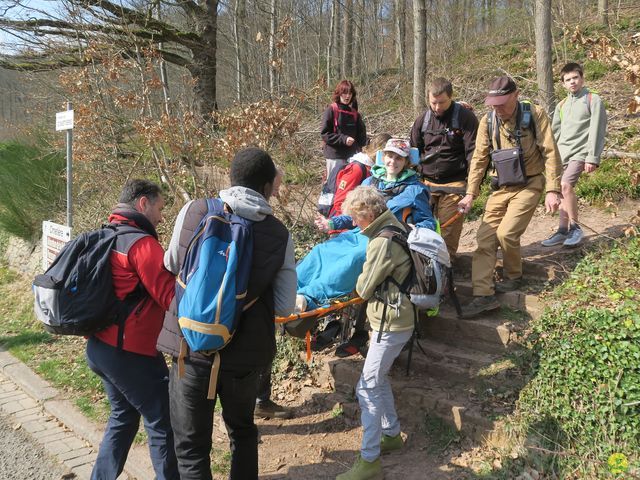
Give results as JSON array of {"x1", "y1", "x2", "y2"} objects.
[
  {"x1": 457, "y1": 199, "x2": 640, "y2": 277},
  {"x1": 218, "y1": 199, "x2": 640, "y2": 480}
]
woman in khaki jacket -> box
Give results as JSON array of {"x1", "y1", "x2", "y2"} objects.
[{"x1": 336, "y1": 186, "x2": 415, "y2": 480}]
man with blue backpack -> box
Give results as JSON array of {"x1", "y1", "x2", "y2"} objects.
[
  {"x1": 458, "y1": 76, "x2": 563, "y2": 318},
  {"x1": 84, "y1": 179, "x2": 179, "y2": 480},
  {"x1": 157, "y1": 147, "x2": 297, "y2": 480}
]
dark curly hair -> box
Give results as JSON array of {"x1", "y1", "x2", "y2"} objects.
[{"x1": 230, "y1": 147, "x2": 276, "y2": 195}]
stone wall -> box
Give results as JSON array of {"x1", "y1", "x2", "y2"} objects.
[{"x1": 3, "y1": 236, "x2": 42, "y2": 276}]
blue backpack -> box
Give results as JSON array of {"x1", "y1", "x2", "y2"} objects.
[{"x1": 175, "y1": 198, "x2": 254, "y2": 353}]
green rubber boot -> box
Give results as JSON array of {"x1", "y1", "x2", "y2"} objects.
[
  {"x1": 380, "y1": 433, "x2": 404, "y2": 454},
  {"x1": 336, "y1": 455, "x2": 383, "y2": 480}
]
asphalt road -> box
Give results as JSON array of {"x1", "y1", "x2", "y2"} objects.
[{"x1": 0, "y1": 412, "x2": 69, "y2": 480}]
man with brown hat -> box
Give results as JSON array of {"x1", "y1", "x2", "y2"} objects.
[{"x1": 457, "y1": 76, "x2": 563, "y2": 318}]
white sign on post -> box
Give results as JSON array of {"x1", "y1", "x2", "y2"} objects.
[
  {"x1": 42, "y1": 221, "x2": 72, "y2": 270},
  {"x1": 55, "y1": 110, "x2": 74, "y2": 131}
]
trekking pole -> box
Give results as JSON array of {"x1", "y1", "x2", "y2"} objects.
[{"x1": 440, "y1": 211, "x2": 463, "y2": 230}]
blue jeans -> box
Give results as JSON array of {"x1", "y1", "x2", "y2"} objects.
[
  {"x1": 85, "y1": 337, "x2": 178, "y2": 480},
  {"x1": 169, "y1": 360, "x2": 259, "y2": 480},
  {"x1": 356, "y1": 329, "x2": 413, "y2": 462}
]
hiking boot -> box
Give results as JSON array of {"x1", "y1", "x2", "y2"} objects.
[
  {"x1": 380, "y1": 433, "x2": 404, "y2": 454},
  {"x1": 336, "y1": 455, "x2": 383, "y2": 480},
  {"x1": 494, "y1": 277, "x2": 523, "y2": 294},
  {"x1": 541, "y1": 229, "x2": 568, "y2": 247},
  {"x1": 563, "y1": 225, "x2": 583, "y2": 247},
  {"x1": 254, "y1": 400, "x2": 293, "y2": 420},
  {"x1": 460, "y1": 295, "x2": 500, "y2": 319}
]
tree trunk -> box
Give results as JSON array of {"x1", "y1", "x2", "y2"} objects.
[
  {"x1": 598, "y1": 0, "x2": 609, "y2": 27},
  {"x1": 327, "y1": 0, "x2": 337, "y2": 86},
  {"x1": 156, "y1": 0, "x2": 170, "y2": 116},
  {"x1": 233, "y1": 0, "x2": 247, "y2": 102},
  {"x1": 353, "y1": 0, "x2": 363, "y2": 79},
  {"x1": 413, "y1": 0, "x2": 427, "y2": 114},
  {"x1": 269, "y1": 0, "x2": 278, "y2": 98},
  {"x1": 317, "y1": 0, "x2": 323, "y2": 86},
  {"x1": 342, "y1": 0, "x2": 353, "y2": 79},
  {"x1": 534, "y1": 0, "x2": 554, "y2": 114},
  {"x1": 371, "y1": 0, "x2": 382, "y2": 72},
  {"x1": 190, "y1": 0, "x2": 219, "y2": 118},
  {"x1": 394, "y1": 0, "x2": 406, "y2": 72}
]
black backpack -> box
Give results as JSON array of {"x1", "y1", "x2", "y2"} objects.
[
  {"x1": 420, "y1": 101, "x2": 462, "y2": 135},
  {"x1": 375, "y1": 224, "x2": 461, "y2": 374},
  {"x1": 487, "y1": 100, "x2": 536, "y2": 151},
  {"x1": 33, "y1": 224, "x2": 146, "y2": 343}
]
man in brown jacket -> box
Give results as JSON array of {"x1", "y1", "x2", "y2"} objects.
[{"x1": 458, "y1": 76, "x2": 563, "y2": 318}]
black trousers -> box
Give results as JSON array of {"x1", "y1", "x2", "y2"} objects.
[
  {"x1": 256, "y1": 363, "x2": 272, "y2": 403},
  {"x1": 169, "y1": 360, "x2": 259, "y2": 480}
]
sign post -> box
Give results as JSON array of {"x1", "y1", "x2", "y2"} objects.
[
  {"x1": 55, "y1": 103, "x2": 74, "y2": 229},
  {"x1": 42, "y1": 221, "x2": 72, "y2": 270}
]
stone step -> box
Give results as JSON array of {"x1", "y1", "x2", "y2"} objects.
[
  {"x1": 452, "y1": 281, "x2": 527, "y2": 310},
  {"x1": 328, "y1": 339, "x2": 523, "y2": 400},
  {"x1": 398, "y1": 339, "x2": 524, "y2": 391},
  {"x1": 419, "y1": 307, "x2": 518, "y2": 355}
]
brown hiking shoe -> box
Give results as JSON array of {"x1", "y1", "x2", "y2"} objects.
[
  {"x1": 494, "y1": 277, "x2": 523, "y2": 294},
  {"x1": 460, "y1": 295, "x2": 500, "y2": 319},
  {"x1": 254, "y1": 400, "x2": 293, "y2": 419}
]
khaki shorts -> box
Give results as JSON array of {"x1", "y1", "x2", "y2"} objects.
[{"x1": 561, "y1": 160, "x2": 585, "y2": 187}]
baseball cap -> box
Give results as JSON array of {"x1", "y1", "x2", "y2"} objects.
[
  {"x1": 382, "y1": 138, "x2": 410, "y2": 158},
  {"x1": 485, "y1": 76, "x2": 517, "y2": 106}
]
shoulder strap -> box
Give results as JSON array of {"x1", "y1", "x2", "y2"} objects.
[
  {"x1": 451, "y1": 102, "x2": 461, "y2": 130},
  {"x1": 487, "y1": 110, "x2": 501, "y2": 150},
  {"x1": 420, "y1": 109, "x2": 432, "y2": 135},
  {"x1": 519, "y1": 101, "x2": 531, "y2": 130},
  {"x1": 586, "y1": 89, "x2": 593, "y2": 115},
  {"x1": 331, "y1": 102, "x2": 339, "y2": 133},
  {"x1": 356, "y1": 160, "x2": 367, "y2": 179},
  {"x1": 376, "y1": 225, "x2": 408, "y2": 241},
  {"x1": 558, "y1": 97, "x2": 568, "y2": 122},
  {"x1": 205, "y1": 198, "x2": 228, "y2": 217},
  {"x1": 521, "y1": 101, "x2": 536, "y2": 139},
  {"x1": 379, "y1": 225, "x2": 416, "y2": 294}
]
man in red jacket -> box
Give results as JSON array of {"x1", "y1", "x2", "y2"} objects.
[{"x1": 85, "y1": 179, "x2": 178, "y2": 480}]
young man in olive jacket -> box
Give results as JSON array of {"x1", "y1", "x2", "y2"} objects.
[{"x1": 156, "y1": 147, "x2": 297, "y2": 480}]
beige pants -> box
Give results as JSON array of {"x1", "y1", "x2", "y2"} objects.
[
  {"x1": 472, "y1": 174, "x2": 544, "y2": 296},
  {"x1": 430, "y1": 192, "x2": 464, "y2": 260}
]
